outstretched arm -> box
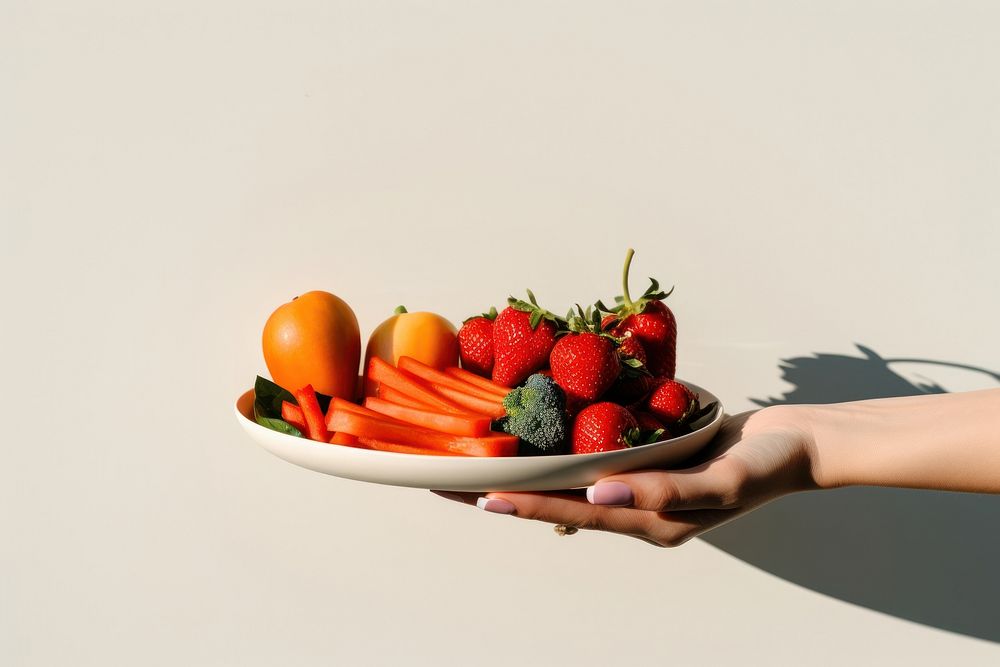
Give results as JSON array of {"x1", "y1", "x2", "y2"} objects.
[
  {"x1": 435, "y1": 388, "x2": 1000, "y2": 546},
  {"x1": 806, "y1": 388, "x2": 1000, "y2": 492}
]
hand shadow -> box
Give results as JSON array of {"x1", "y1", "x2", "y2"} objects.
[{"x1": 700, "y1": 344, "x2": 1000, "y2": 643}]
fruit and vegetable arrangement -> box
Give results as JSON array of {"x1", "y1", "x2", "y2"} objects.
[{"x1": 251, "y1": 249, "x2": 716, "y2": 458}]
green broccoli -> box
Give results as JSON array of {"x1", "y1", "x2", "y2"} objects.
[{"x1": 500, "y1": 374, "x2": 568, "y2": 454}]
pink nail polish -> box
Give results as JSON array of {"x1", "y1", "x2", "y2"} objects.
[
  {"x1": 476, "y1": 497, "x2": 516, "y2": 514},
  {"x1": 586, "y1": 481, "x2": 633, "y2": 506}
]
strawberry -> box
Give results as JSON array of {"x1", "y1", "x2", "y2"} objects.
[
  {"x1": 491, "y1": 291, "x2": 562, "y2": 387},
  {"x1": 604, "y1": 373, "x2": 658, "y2": 408},
  {"x1": 597, "y1": 249, "x2": 678, "y2": 379},
  {"x1": 550, "y1": 332, "x2": 620, "y2": 408},
  {"x1": 634, "y1": 410, "x2": 666, "y2": 433},
  {"x1": 646, "y1": 379, "x2": 699, "y2": 426},
  {"x1": 458, "y1": 307, "x2": 497, "y2": 376},
  {"x1": 616, "y1": 334, "x2": 647, "y2": 368},
  {"x1": 616, "y1": 300, "x2": 677, "y2": 378},
  {"x1": 571, "y1": 402, "x2": 640, "y2": 454}
]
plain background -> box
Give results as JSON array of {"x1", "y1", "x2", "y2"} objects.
[{"x1": 3, "y1": 1, "x2": 1000, "y2": 665}]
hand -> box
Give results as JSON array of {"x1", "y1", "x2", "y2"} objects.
[{"x1": 433, "y1": 406, "x2": 818, "y2": 547}]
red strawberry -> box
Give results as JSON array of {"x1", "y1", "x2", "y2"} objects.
[
  {"x1": 598, "y1": 249, "x2": 678, "y2": 379},
  {"x1": 458, "y1": 307, "x2": 497, "y2": 376},
  {"x1": 571, "y1": 402, "x2": 640, "y2": 454},
  {"x1": 491, "y1": 292, "x2": 562, "y2": 387},
  {"x1": 616, "y1": 334, "x2": 647, "y2": 368},
  {"x1": 604, "y1": 373, "x2": 658, "y2": 407},
  {"x1": 550, "y1": 332, "x2": 620, "y2": 408},
  {"x1": 646, "y1": 379, "x2": 699, "y2": 426},
  {"x1": 615, "y1": 300, "x2": 677, "y2": 378},
  {"x1": 634, "y1": 410, "x2": 666, "y2": 433}
]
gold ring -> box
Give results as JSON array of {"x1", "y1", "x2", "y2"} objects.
[{"x1": 554, "y1": 524, "x2": 578, "y2": 536}]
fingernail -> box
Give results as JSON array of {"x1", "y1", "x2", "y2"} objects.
[
  {"x1": 431, "y1": 491, "x2": 466, "y2": 503},
  {"x1": 476, "y1": 497, "x2": 516, "y2": 514},
  {"x1": 586, "y1": 481, "x2": 633, "y2": 506}
]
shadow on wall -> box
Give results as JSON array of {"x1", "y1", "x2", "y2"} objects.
[{"x1": 702, "y1": 344, "x2": 1000, "y2": 644}]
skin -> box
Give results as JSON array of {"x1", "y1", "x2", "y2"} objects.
[{"x1": 434, "y1": 388, "x2": 1000, "y2": 547}]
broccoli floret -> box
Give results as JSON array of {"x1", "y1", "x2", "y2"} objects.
[{"x1": 500, "y1": 374, "x2": 568, "y2": 454}]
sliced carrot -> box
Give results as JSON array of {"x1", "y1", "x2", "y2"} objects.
[
  {"x1": 426, "y1": 383, "x2": 506, "y2": 419},
  {"x1": 328, "y1": 411, "x2": 519, "y2": 457},
  {"x1": 399, "y1": 356, "x2": 508, "y2": 402},
  {"x1": 325, "y1": 397, "x2": 407, "y2": 429},
  {"x1": 367, "y1": 357, "x2": 467, "y2": 414},
  {"x1": 364, "y1": 397, "x2": 490, "y2": 437},
  {"x1": 378, "y1": 384, "x2": 437, "y2": 410},
  {"x1": 281, "y1": 401, "x2": 307, "y2": 433},
  {"x1": 295, "y1": 385, "x2": 329, "y2": 442},
  {"x1": 358, "y1": 437, "x2": 460, "y2": 456},
  {"x1": 329, "y1": 431, "x2": 362, "y2": 447},
  {"x1": 444, "y1": 366, "x2": 511, "y2": 397}
]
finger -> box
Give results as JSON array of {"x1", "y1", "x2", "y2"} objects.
[
  {"x1": 430, "y1": 490, "x2": 479, "y2": 504},
  {"x1": 430, "y1": 489, "x2": 587, "y2": 505},
  {"x1": 486, "y1": 492, "x2": 735, "y2": 547},
  {"x1": 587, "y1": 456, "x2": 747, "y2": 512}
]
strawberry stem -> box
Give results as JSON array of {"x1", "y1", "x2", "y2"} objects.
[{"x1": 621, "y1": 248, "x2": 636, "y2": 310}]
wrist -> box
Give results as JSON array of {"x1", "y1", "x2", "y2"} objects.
[{"x1": 744, "y1": 404, "x2": 825, "y2": 491}]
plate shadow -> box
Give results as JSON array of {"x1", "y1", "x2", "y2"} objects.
[{"x1": 701, "y1": 344, "x2": 1000, "y2": 643}]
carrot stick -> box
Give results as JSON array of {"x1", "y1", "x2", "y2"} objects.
[
  {"x1": 377, "y1": 384, "x2": 437, "y2": 410},
  {"x1": 364, "y1": 397, "x2": 490, "y2": 437},
  {"x1": 281, "y1": 401, "x2": 307, "y2": 433},
  {"x1": 328, "y1": 411, "x2": 518, "y2": 457},
  {"x1": 399, "y1": 356, "x2": 508, "y2": 402},
  {"x1": 325, "y1": 397, "x2": 407, "y2": 429},
  {"x1": 295, "y1": 385, "x2": 329, "y2": 442},
  {"x1": 358, "y1": 437, "x2": 460, "y2": 456},
  {"x1": 329, "y1": 432, "x2": 362, "y2": 447},
  {"x1": 426, "y1": 383, "x2": 506, "y2": 419},
  {"x1": 444, "y1": 366, "x2": 511, "y2": 397},
  {"x1": 367, "y1": 357, "x2": 467, "y2": 414},
  {"x1": 378, "y1": 383, "x2": 489, "y2": 420}
]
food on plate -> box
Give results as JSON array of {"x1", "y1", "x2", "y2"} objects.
[
  {"x1": 328, "y1": 410, "x2": 518, "y2": 457},
  {"x1": 597, "y1": 248, "x2": 678, "y2": 379},
  {"x1": 490, "y1": 291, "x2": 561, "y2": 386},
  {"x1": 249, "y1": 249, "x2": 716, "y2": 458},
  {"x1": 646, "y1": 378, "x2": 700, "y2": 426},
  {"x1": 571, "y1": 402, "x2": 642, "y2": 454},
  {"x1": 262, "y1": 290, "x2": 361, "y2": 399},
  {"x1": 294, "y1": 385, "x2": 329, "y2": 442},
  {"x1": 550, "y1": 324, "x2": 621, "y2": 411},
  {"x1": 457, "y1": 307, "x2": 498, "y2": 376},
  {"x1": 364, "y1": 397, "x2": 492, "y2": 437},
  {"x1": 498, "y1": 373, "x2": 568, "y2": 455},
  {"x1": 363, "y1": 306, "x2": 459, "y2": 385}
]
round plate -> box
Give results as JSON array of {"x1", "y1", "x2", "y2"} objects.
[{"x1": 234, "y1": 381, "x2": 724, "y2": 492}]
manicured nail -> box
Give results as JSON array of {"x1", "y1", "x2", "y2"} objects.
[
  {"x1": 476, "y1": 497, "x2": 516, "y2": 514},
  {"x1": 431, "y1": 491, "x2": 466, "y2": 503},
  {"x1": 586, "y1": 481, "x2": 633, "y2": 506}
]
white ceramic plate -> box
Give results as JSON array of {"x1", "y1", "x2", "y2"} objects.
[{"x1": 235, "y1": 381, "x2": 724, "y2": 492}]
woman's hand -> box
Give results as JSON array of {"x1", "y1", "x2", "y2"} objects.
[{"x1": 433, "y1": 406, "x2": 818, "y2": 547}]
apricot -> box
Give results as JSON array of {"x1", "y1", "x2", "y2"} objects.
[
  {"x1": 364, "y1": 306, "x2": 458, "y2": 394},
  {"x1": 262, "y1": 290, "x2": 361, "y2": 399}
]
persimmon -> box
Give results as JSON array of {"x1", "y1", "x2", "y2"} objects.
[
  {"x1": 262, "y1": 290, "x2": 361, "y2": 400},
  {"x1": 363, "y1": 306, "x2": 459, "y2": 394}
]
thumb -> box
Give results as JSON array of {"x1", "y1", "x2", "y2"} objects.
[{"x1": 587, "y1": 456, "x2": 747, "y2": 512}]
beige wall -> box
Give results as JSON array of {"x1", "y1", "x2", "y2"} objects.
[{"x1": 3, "y1": 1, "x2": 999, "y2": 664}]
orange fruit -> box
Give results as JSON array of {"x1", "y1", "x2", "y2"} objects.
[
  {"x1": 262, "y1": 290, "x2": 361, "y2": 399},
  {"x1": 364, "y1": 306, "x2": 458, "y2": 394}
]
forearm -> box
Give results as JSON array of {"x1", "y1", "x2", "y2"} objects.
[{"x1": 799, "y1": 388, "x2": 1000, "y2": 493}]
